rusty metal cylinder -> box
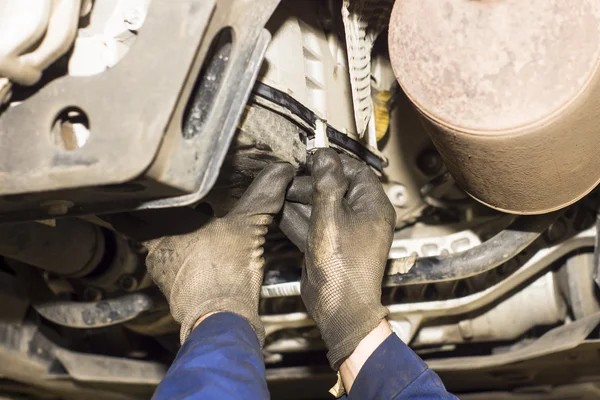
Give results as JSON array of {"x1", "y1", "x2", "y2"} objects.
[
  {"x1": 0, "y1": 219, "x2": 104, "y2": 276},
  {"x1": 389, "y1": 0, "x2": 600, "y2": 214}
]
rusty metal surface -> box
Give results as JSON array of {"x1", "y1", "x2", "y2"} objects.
[
  {"x1": 34, "y1": 292, "x2": 154, "y2": 329},
  {"x1": 389, "y1": 0, "x2": 600, "y2": 214},
  {"x1": 0, "y1": 0, "x2": 215, "y2": 195},
  {"x1": 0, "y1": 219, "x2": 104, "y2": 276},
  {"x1": 141, "y1": 0, "x2": 280, "y2": 210},
  {"x1": 0, "y1": 0, "x2": 279, "y2": 221}
]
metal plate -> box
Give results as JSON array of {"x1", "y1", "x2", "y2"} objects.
[{"x1": 0, "y1": 0, "x2": 279, "y2": 221}]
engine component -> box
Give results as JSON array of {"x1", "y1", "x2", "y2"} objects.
[
  {"x1": 261, "y1": 213, "x2": 555, "y2": 297},
  {"x1": 262, "y1": 223, "x2": 595, "y2": 343},
  {"x1": 385, "y1": 213, "x2": 555, "y2": 286},
  {"x1": 0, "y1": 270, "x2": 28, "y2": 322},
  {"x1": 389, "y1": 0, "x2": 600, "y2": 214},
  {"x1": 340, "y1": 0, "x2": 393, "y2": 137},
  {"x1": 559, "y1": 253, "x2": 600, "y2": 319},
  {"x1": 412, "y1": 271, "x2": 566, "y2": 346},
  {"x1": 252, "y1": 1, "x2": 386, "y2": 169},
  {"x1": 0, "y1": 0, "x2": 277, "y2": 222},
  {"x1": 33, "y1": 292, "x2": 154, "y2": 329},
  {"x1": 0, "y1": 219, "x2": 104, "y2": 277}
]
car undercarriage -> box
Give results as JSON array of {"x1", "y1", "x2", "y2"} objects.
[{"x1": 1, "y1": 0, "x2": 600, "y2": 398}]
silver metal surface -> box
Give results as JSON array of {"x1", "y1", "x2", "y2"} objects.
[
  {"x1": 261, "y1": 227, "x2": 483, "y2": 298},
  {"x1": 412, "y1": 271, "x2": 566, "y2": 346},
  {"x1": 261, "y1": 227, "x2": 595, "y2": 340}
]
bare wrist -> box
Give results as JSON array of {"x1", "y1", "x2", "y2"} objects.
[
  {"x1": 339, "y1": 319, "x2": 392, "y2": 393},
  {"x1": 192, "y1": 311, "x2": 220, "y2": 331}
]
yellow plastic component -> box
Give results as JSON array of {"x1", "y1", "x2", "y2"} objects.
[{"x1": 373, "y1": 89, "x2": 391, "y2": 141}]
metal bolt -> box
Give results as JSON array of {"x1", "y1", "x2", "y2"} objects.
[
  {"x1": 545, "y1": 218, "x2": 567, "y2": 243},
  {"x1": 41, "y1": 200, "x2": 74, "y2": 216},
  {"x1": 123, "y1": 8, "x2": 145, "y2": 31},
  {"x1": 83, "y1": 287, "x2": 102, "y2": 302},
  {"x1": 458, "y1": 320, "x2": 474, "y2": 340},
  {"x1": 387, "y1": 185, "x2": 408, "y2": 207},
  {"x1": 118, "y1": 275, "x2": 138, "y2": 292},
  {"x1": 417, "y1": 149, "x2": 443, "y2": 176}
]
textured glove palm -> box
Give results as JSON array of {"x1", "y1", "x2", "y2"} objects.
[
  {"x1": 142, "y1": 163, "x2": 294, "y2": 345},
  {"x1": 302, "y1": 149, "x2": 396, "y2": 370}
]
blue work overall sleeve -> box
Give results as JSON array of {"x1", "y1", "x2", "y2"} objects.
[{"x1": 154, "y1": 312, "x2": 457, "y2": 399}]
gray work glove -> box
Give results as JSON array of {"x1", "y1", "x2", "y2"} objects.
[
  {"x1": 128, "y1": 163, "x2": 293, "y2": 345},
  {"x1": 301, "y1": 148, "x2": 396, "y2": 370}
]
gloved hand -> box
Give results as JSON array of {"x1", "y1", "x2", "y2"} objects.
[
  {"x1": 111, "y1": 163, "x2": 294, "y2": 345},
  {"x1": 301, "y1": 148, "x2": 396, "y2": 370}
]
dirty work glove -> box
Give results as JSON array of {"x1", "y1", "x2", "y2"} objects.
[
  {"x1": 143, "y1": 163, "x2": 294, "y2": 345},
  {"x1": 301, "y1": 148, "x2": 396, "y2": 370}
]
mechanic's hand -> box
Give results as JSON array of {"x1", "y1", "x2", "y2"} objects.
[
  {"x1": 301, "y1": 148, "x2": 396, "y2": 370},
  {"x1": 143, "y1": 163, "x2": 294, "y2": 345}
]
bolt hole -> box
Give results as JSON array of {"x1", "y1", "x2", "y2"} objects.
[{"x1": 51, "y1": 107, "x2": 90, "y2": 151}]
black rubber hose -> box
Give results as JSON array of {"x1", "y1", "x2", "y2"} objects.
[{"x1": 384, "y1": 213, "x2": 557, "y2": 286}]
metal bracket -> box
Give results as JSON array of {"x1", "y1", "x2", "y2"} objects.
[{"x1": 0, "y1": 0, "x2": 279, "y2": 221}]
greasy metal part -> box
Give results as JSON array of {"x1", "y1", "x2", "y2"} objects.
[
  {"x1": 267, "y1": 355, "x2": 600, "y2": 400},
  {"x1": 385, "y1": 213, "x2": 555, "y2": 286},
  {"x1": 262, "y1": 213, "x2": 553, "y2": 297},
  {"x1": 560, "y1": 253, "x2": 600, "y2": 319},
  {"x1": 82, "y1": 232, "x2": 147, "y2": 293},
  {"x1": 0, "y1": 270, "x2": 29, "y2": 322},
  {"x1": 124, "y1": 311, "x2": 179, "y2": 336},
  {"x1": 203, "y1": 102, "x2": 307, "y2": 216},
  {"x1": 260, "y1": 2, "x2": 358, "y2": 137},
  {"x1": 428, "y1": 312, "x2": 600, "y2": 371},
  {"x1": 412, "y1": 272, "x2": 566, "y2": 346},
  {"x1": 34, "y1": 292, "x2": 154, "y2": 328},
  {"x1": 142, "y1": 0, "x2": 279, "y2": 209},
  {"x1": 389, "y1": 0, "x2": 600, "y2": 214},
  {"x1": 0, "y1": 219, "x2": 104, "y2": 276},
  {"x1": 380, "y1": 88, "x2": 435, "y2": 226},
  {"x1": 389, "y1": 228, "x2": 481, "y2": 259},
  {"x1": 0, "y1": 0, "x2": 278, "y2": 222},
  {"x1": 0, "y1": 321, "x2": 164, "y2": 398},
  {"x1": 251, "y1": 82, "x2": 386, "y2": 171},
  {"x1": 261, "y1": 226, "x2": 595, "y2": 339}
]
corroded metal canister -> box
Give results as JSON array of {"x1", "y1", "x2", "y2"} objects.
[{"x1": 389, "y1": 0, "x2": 600, "y2": 214}]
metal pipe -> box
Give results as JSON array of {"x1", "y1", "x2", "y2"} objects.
[
  {"x1": 0, "y1": 219, "x2": 104, "y2": 276},
  {"x1": 261, "y1": 226, "x2": 595, "y2": 339},
  {"x1": 264, "y1": 213, "x2": 556, "y2": 297},
  {"x1": 385, "y1": 213, "x2": 556, "y2": 286}
]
